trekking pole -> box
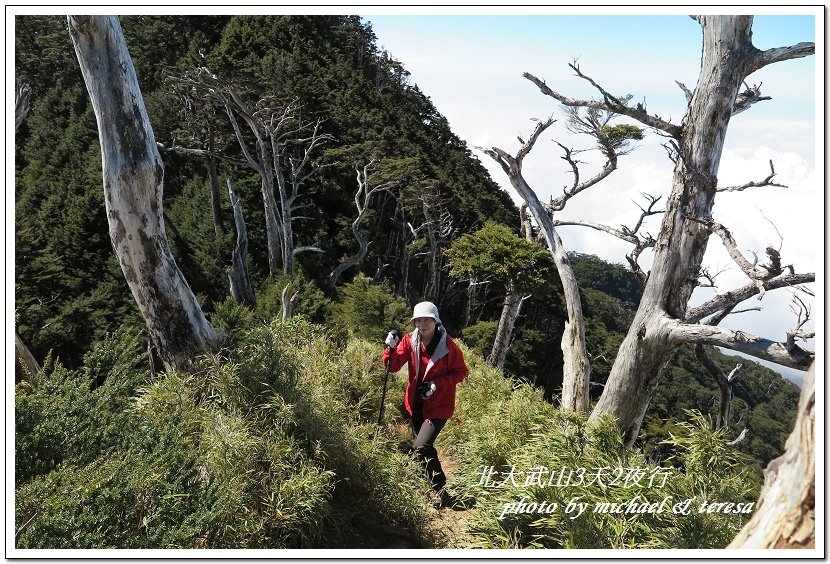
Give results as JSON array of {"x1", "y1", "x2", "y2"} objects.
[
  {"x1": 377, "y1": 354, "x2": 391, "y2": 427},
  {"x1": 377, "y1": 329, "x2": 399, "y2": 428}
]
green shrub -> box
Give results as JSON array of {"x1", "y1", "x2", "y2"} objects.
[
  {"x1": 458, "y1": 320, "x2": 497, "y2": 359},
  {"x1": 254, "y1": 272, "x2": 332, "y2": 325},
  {"x1": 16, "y1": 326, "x2": 147, "y2": 486},
  {"x1": 209, "y1": 296, "x2": 256, "y2": 349},
  {"x1": 330, "y1": 276, "x2": 410, "y2": 343}
]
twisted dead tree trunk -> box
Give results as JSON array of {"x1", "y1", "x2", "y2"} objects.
[
  {"x1": 565, "y1": 16, "x2": 816, "y2": 445},
  {"x1": 227, "y1": 179, "x2": 255, "y2": 308},
  {"x1": 728, "y1": 363, "x2": 814, "y2": 548},
  {"x1": 485, "y1": 120, "x2": 592, "y2": 414},
  {"x1": 327, "y1": 161, "x2": 397, "y2": 290},
  {"x1": 68, "y1": 15, "x2": 216, "y2": 372}
]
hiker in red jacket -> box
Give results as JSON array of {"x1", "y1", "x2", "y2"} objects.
[{"x1": 383, "y1": 301, "x2": 468, "y2": 508}]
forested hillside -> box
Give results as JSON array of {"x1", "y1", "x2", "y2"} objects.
[
  {"x1": 15, "y1": 15, "x2": 516, "y2": 368},
  {"x1": 14, "y1": 15, "x2": 806, "y2": 550}
]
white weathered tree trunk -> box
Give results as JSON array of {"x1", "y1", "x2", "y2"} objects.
[
  {"x1": 517, "y1": 175, "x2": 591, "y2": 414},
  {"x1": 589, "y1": 16, "x2": 814, "y2": 445},
  {"x1": 488, "y1": 289, "x2": 522, "y2": 369},
  {"x1": 68, "y1": 15, "x2": 216, "y2": 372},
  {"x1": 327, "y1": 162, "x2": 396, "y2": 290},
  {"x1": 728, "y1": 363, "x2": 814, "y2": 548},
  {"x1": 486, "y1": 142, "x2": 591, "y2": 415},
  {"x1": 227, "y1": 179, "x2": 255, "y2": 307}
]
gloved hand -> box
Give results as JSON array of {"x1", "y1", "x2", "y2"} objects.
[
  {"x1": 418, "y1": 380, "x2": 436, "y2": 399},
  {"x1": 385, "y1": 329, "x2": 400, "y2": 348}
]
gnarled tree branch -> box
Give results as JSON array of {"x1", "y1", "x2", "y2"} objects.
[
  {"x1": 327, "y1": 160, "x2": 398, "y2": 290},
  {"x1": 666, "y1": 317, "x2": 814, "y2": 370},
  {"x1": 746, "y1": 41, "x2": 816, "y2": 75},
  {"x1": 691, "y1": 216, "x2": 787, "y2": 298},
  {"x1": 686, "y1": 272, "x2": 814, "y2": 323},
  {"x1": 524, "y1": 70, "x2": 682, "y2": 137},
  {"x1": 717, "y1": 160, "x2": 785, "y2": 192}
]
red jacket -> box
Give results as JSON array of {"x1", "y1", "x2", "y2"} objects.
[{"x1": 382, "y1": 328, "x2": 468, "y2": 420}]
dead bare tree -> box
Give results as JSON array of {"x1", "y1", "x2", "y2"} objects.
[
  {"x1": 694, "y1": 341, "x2": 744, "y2": 432},
  {"x1": 327, "y1": 160, "x2": 398, "y2": 290},
  {"x1": 226, "y1": 179, "x2": 255, "y2": 308},
  {"x1": 165, "y1": 68, "x2": 332, "y2": 276},
  {"x1": 483, "y1": 105, "x2": 642, "y2": 414},
  {"x1": 67, "y1": 15, "x2": 216, "y2": 372},
  {"x1": 517, "y1": 16, "x2": 814, "y2": 445},
  {"x1": 415, "y1": 185, "x2": 456, "y2": 305}
]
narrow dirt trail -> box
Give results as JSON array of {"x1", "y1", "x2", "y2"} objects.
[
  {"x1": 389, "y1": 421, "x2": 476, "y2": 549},
  {"x1": 424, "y1": 446, "x2": 476, "y2": 548}
]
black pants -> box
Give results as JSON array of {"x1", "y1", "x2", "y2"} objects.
[{"x1": 410, "y1": 407, "x2": 447, "y2": 492}]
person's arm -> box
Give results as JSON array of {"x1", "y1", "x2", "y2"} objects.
[{"x1": 382, "y1": 333, "x2": 410, "y2": 373}]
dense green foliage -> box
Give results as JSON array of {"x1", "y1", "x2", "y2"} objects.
[
  {"x1": 329, "y1": 276, "x2": 411, "y2": 343},
  {"x1": 445, "y1": 221, "x2": 556, "y2": 293}
]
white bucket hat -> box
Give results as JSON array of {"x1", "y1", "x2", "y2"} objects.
[{"x1": 411, "y1": 301, "x2": 442, "y2": 324}]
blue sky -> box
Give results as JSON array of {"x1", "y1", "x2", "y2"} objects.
[{"x1": 363, "y1": 12, "x2": 822, "y2": 384}]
